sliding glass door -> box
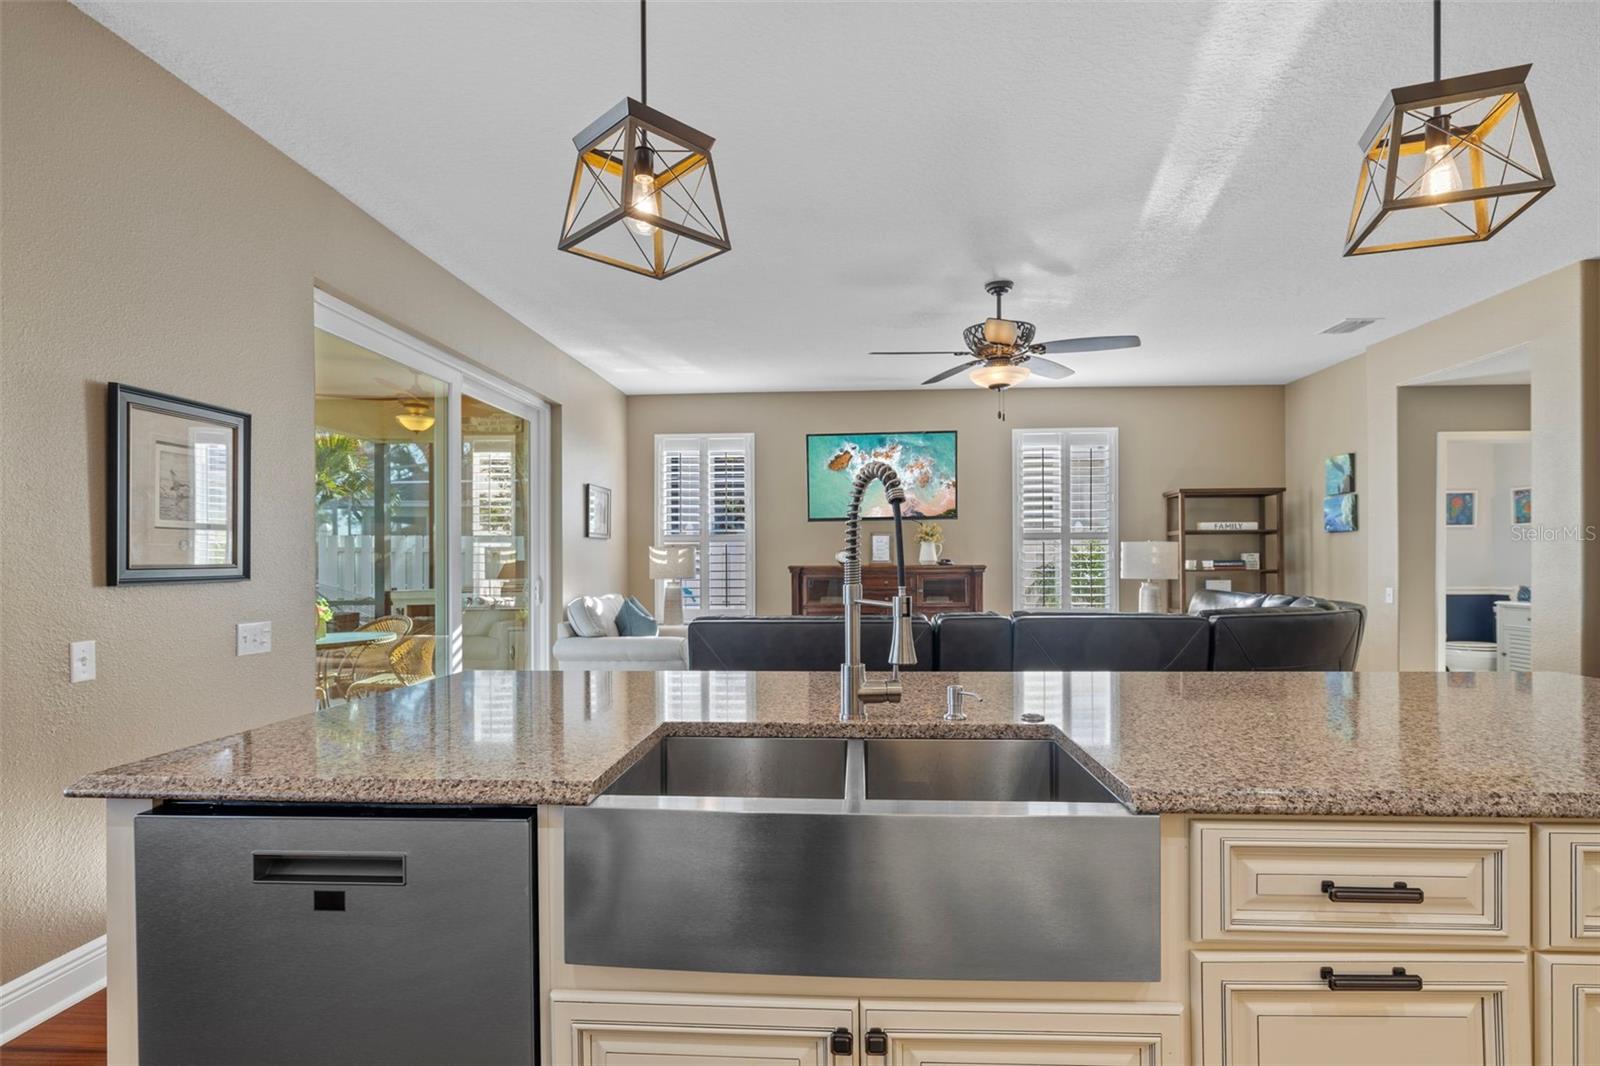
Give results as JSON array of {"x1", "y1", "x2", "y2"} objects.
[{"x1": 312, "y1": 292, "x2": 549, "y2": 703}]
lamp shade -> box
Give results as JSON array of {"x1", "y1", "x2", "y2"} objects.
[
  {"x1": 649, "y1": 544, "x2": 696, "y2": 580},
  {"x1": 1120, "y1": 541, "x2": 1181, "y2": 581}
]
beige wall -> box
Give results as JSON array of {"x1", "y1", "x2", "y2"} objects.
[
  {"x1": 625, "y1": 387, "x2": 1287, "y2": 617},
  {"x1": 0, "y1": 2, "x2": 627, "y2": 982},
  {"x1": 1284, "y1": 353, "x2": 1369, "y2": 613},
  {"x1": 1395, "y1": 386, "x2": 1530, "y2": 670},
  {"x1": 1284, "y1": 262, "x2": 1600, "y2": 673}
]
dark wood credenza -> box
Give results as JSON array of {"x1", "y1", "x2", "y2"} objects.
[{"x1": 788, "y1": 564, "x2": 986, "y2": 616}]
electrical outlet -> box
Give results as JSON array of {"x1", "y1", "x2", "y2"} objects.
[
  {"x1": 236, "y1": 621, "x2": 272, "y2": 656},
  {"x1": 1384, "y1": 587, "x2": 1395, "y2": 604},
  {"x1": 69, "y1": 641, "x2": 96, "y2": 683}
]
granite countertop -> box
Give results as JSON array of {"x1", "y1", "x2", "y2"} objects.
[{"x1": 67, "y1": 670, "x2": 1600, "y2": 818}]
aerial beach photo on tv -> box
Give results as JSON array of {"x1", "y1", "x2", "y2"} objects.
[{"x1": 805, "y1": 431, "x2": 957, "y2": 520}]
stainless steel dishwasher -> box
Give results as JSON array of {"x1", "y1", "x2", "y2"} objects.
[{"x1": 135, "y1": 805, "x2": 536, "y2": 1065}]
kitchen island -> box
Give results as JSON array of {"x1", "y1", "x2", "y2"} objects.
[{"x1": 70, "y1": 669, "x2": 1600, "y2": 1064}]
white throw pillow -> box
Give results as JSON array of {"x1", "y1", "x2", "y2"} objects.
[
  {"x1": 564, "y1": 596, "x2": 607, "y2": 638},
  {"x1": 565, "y1": 594, "x2": 629, "y2": 638}
]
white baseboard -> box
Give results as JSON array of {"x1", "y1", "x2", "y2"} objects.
[{"x1": 0, "y1": 936, "x2": 107, "y2": 1044}]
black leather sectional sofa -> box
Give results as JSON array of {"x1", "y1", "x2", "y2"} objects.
[{"x1": 685, "y1": 590, "x2": 1365, "y2": 672}]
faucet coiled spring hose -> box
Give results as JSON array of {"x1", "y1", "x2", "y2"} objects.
[{"x1": 842, "y1": 460, "x2": 907, "y2": 589}]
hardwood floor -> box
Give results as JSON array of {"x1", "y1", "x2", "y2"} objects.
[{"x1": 0, "y1": 991, "x2": 107, "y2": 1065}]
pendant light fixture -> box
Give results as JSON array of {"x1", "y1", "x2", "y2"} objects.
[
  {"x1": 558, "y1": 0, "x2": 730, "y2": 279},
  {"x1": 394, "y1": 371, "x2": 436, "y2": 433},
  {"x1": 1344, "y1": 0, "x2": 1554, "y2": 256}
]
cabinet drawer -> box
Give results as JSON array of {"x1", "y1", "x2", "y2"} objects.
[
  {"x1": 1535, "y1": 825, "x2": 1600, "y2": 950},
  {"x1": 549, "y1": 990, "x2": 855, "y2": 1066},
  {"x1": 1192, "y1": 951, "x2": 1531, "y2": 1065},
  {"x1": 1536, "y1": 954, "x2": 1600, "y2": 1066},
  {"x1": 1191, "y1": 821, "x2": 1529, "y2": 945},
  {"x1": 861, "y1": 1000, "x2": 1185, "y2": 1065}
]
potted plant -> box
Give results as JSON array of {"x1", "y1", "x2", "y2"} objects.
[
  {"x1": 315, "y1": 596, "x2": 333, "y2": 639},
  {"x1": 915, "y1": 521, "x2": 944, "y2": 565}
]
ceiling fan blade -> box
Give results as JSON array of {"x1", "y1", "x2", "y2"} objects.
[
  {"x1": 921, "y1": 360, "x2": 981, "y2": 385},
  {"x1": 1035, "y1": 334, "x2": 1142, "y2": 355},
  {"x1": 869, "y1": 350, "x2": 967, "y2": 356},
  {"x1": 1025, "y1": 357, "x2": 1075, "y2": 380}
]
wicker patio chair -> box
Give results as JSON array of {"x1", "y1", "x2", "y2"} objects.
[{"x1": 345, "y1": 635, "x2": 436, "y2": 700}]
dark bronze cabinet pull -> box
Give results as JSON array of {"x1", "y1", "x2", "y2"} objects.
[
  {"x1": 828, "y1": 1028, "x2": 852, "y2": 1056},
  {"x1": 1320, "y1": 965, "x2": 1425, "y2": 991},
  {"x1": 1321, "y1": 879, "x2": 1424, "y2": 903},
  {"x1": 864, "y1": 1028, "x2": 889, "y2": 1056}
]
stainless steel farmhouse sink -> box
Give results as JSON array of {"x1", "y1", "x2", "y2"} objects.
[{"x1": 564, "y1": 737, "x2": 1159, "y2": 982}]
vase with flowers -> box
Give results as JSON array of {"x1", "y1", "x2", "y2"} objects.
[{"x1": 915, "y1": 521, "x2": 944, "y2": 565}]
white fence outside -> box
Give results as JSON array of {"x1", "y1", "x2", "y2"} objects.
[{"x1": 316, "y1": 534, "x2": 431, "y2": 605}]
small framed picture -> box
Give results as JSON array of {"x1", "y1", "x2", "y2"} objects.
[
  {"x1": 585, "y1": 483, "x2": 612, "y2": 539},
  {"x1": 1324, "y1": 453, "x2": 1355, "y2": 496},
  {"x1": 870, "y1": 533, "x2": 891, "y2": 563},
  {"x1": 1444, "y1": 489, "x2": 1477, "y2": 528},
  {"x1": 108, "y1": 383, "x2": 249, "y2": 585},
  {"x1": 1511, "y1": 486, "x2": 1531, "y2": 525}
]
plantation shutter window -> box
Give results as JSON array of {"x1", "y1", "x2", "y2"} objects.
[
  {"x1": 1013, "y1": 428, "x2": 1118, "y2": 611},
  {"x1": 656, "y1": 433, "x2": 755, "y2": 617}
]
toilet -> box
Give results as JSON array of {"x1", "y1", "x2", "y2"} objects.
[
  {"x1": 1444, "y1": 640, "x2": 1498, "y2": 672},
  {"x1": 1443, "y1": 590, "x2": 1509, "y2": 672}
]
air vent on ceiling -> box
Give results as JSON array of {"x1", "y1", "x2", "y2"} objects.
[{"x1": 1320, "y1": 317, "x2": 1380, "y2": 335}]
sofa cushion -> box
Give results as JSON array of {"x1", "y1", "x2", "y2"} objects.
[
  {"x1": 686, "y1": 616, "x2": 933, "y2": 671},
  {"x1": 1207, "y1": 606, "x2": 1363, "y2": 670},
  {"x1": 1188, "y1": 589, "x2": 1268, "y2": 614},
  {"x1": 615, "y1": 596, "x2": 659, "y2": 637},
  {"x1": 932, "y1": 613, "x2": 1014, "y2": 670},
  {"x1": 1012, "y1": 613, "x2": 1211, "y2": 671},
  {"x1": 551, "y1": 634, "x2": 687, "y2": 666}
]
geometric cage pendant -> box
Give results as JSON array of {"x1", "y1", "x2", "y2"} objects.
[
  {"x1": 558, "y1": 98, "x2": 730, "y2": 279},
  {"x1": 1345, "y1": 64, "x2": 1555, "y2": 256}
]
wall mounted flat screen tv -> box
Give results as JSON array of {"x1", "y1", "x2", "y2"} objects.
[{"x1": 805, "y1": 431, "x2": 957, "y2": 520}]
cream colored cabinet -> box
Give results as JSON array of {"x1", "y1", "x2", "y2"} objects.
[
  {"x1": 1190, "y1": 820, "x2": 1530, "y2": 945},
  {"x1": 859, "y1": 1001, "x2": 1185, "y2": 1065},
  {"x1": 548, "y1": 991, "x2": 858, "y2": 1066},
  {"x1": 1536, "y1": 954, "x2": 1600, "y2": 1066},
  {"x1": 1535, "y1": 825, "x2": 1600, "y2": 950},
  {"x1": 1191, "y1": 951, "x2": 1531, "y2": 1065}
]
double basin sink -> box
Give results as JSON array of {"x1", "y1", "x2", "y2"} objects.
[{"x1": 564, "y1": 737, "x2": 1160, "y2": 982}]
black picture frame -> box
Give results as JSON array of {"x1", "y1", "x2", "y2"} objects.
[
  {"x1": 585, "y1": 483, "x2": 612, "y2": 539},
  {"x1": 804, "y1": 430, "x2": 959, "y2": 521},
  {"x1": 107, "y1": 382, "x2": 251, "y2": 585}
]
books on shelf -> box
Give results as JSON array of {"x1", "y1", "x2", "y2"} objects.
[
  {"x1": 1195, "y1": 520, "x2": 1260, "y2": 530},
  {"x1": 1186, "y1": 556, "x2": 1263, "y2": 572}
]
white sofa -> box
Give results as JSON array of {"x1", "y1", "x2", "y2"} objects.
[{"x1": 550, "y1": 594, "x2": 688, "y2": 672}]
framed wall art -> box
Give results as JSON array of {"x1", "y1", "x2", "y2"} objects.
[
  {"x1": 585, "y1": 483, "x2": 612, "y2": 539},
  {"x1": 107, "y1": 383, "x2": 250, "y2": 585}
]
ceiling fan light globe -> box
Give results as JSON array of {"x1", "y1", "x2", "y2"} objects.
[
  {"x1": 969, "y1": 363, "x2": 1030, "y2": 390},
  {"x1": 396, "y1": 401, "x2": 436, "y2": 433}
]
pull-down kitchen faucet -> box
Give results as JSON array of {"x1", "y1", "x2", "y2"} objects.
[{"x1": 838, "y1": 461, "x2": 917, "y2": 720}]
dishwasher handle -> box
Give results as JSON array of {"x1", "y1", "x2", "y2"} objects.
[{"x1": 252, "y1": 851, "x2": 406, "y2": 885}]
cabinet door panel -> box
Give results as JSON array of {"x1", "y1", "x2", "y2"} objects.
[
  {"x1": 1536, "y1": 954, "x2": 1600, "y2": 1066},
  {"x1": 550, "y1": 991, "x2": 856, "y2": 1066},
  {"x1": 1536, "y1": 825, "x2": 1600, "y2": 950},
  {"x1": 1191, "y1": 952, "x2": 1530, "y2": 1066},
  {"x1": 862, "y1": 1001, "x2": 1183, "y2": 1066}
]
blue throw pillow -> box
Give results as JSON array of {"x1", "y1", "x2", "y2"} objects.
[{"x1": 615, "y1": 596, "x2": 659, "y2": 637}]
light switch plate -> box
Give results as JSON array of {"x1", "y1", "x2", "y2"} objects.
[
  {"x1": 236, "y1": 621, "x2": 272, "y2": 656},
  {"x1": 70, "y1": 641, "x2": 96, "y2": 683}
]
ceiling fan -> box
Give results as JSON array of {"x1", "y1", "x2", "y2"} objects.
[{"x1": 870, "y1": 280, "x2": 1140, "y2": 419}]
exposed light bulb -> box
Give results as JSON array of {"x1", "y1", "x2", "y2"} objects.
[
  {"x1": 629, "y1": 171, "x2": 660, "y2": 236},
  {"x1": 1420, "y1": 143, "x2": 1463, "y2": 198}
]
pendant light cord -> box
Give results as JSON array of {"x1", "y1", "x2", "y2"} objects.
[{"x1": 640, "y1": 0, "x2": 647, "y2": 105}]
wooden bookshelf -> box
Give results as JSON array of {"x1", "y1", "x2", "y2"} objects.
[{"x1": 1162, "y1": 487, "x2": 1285, "y2": 608}]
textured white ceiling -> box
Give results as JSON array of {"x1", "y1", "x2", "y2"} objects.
[{"x1": 77, "y1": 1, "x2": 1600, "y2": 395}]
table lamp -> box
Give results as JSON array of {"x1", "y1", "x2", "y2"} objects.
[
  {"x1": 1120, "y1": 541, "x2": 1180, "y2": 614},
  {"x1": 649, "y1": 545, "x2": 696, "y2": 625}
]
